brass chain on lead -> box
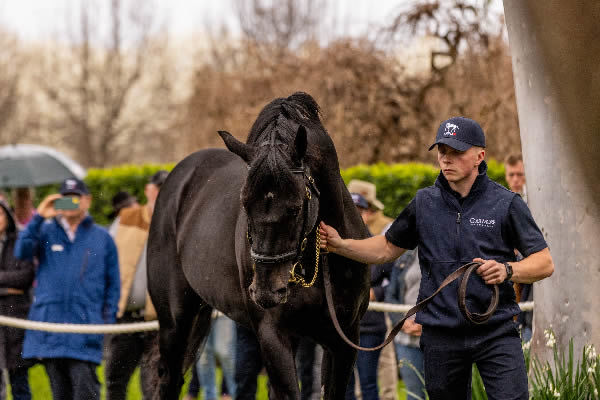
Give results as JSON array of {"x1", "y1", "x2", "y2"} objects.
[{"x1": 288, "y1": 228, "x2": 320, "y2": 288}]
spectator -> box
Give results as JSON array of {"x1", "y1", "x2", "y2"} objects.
[
  {"x1": 107, "y1": 191, "x2": 138, "y2": 236},
  {"x1": 0, "y1": 200, "x2": 35, "y2": 400},
  {"x1": 12, "y1": 188, "x2": 35, "y2": 230},
  {"x1": 345, "y1": 193, "x2": 393, "y2": 400},
  {"x1": 504, "y1": 153, "x2": 533, "y2": 342},
  {"x1": 194, "y1": 312, "x2": 237, "y2": 400},
  {"x1": 104, "y1": 170, "x2": 168, "y2": 400},
  {"x1": 504, "y1": 153, "x2": 526, "y2": 202},
  {"x1": 385, "y1": 249, "x2": 425, "y2": 400},
  {"x1": 347, "y1": 179, "x2": 398, "y2": 400},
  {"x1": 0, "y1": 191, "x2": 8, "y2": 204},
  {"x1": 320, "y1": 116, "x2": 554, "y2": 399},
  {"x1": 15, "y1": 178, "x2": 120, "y2": 399}
]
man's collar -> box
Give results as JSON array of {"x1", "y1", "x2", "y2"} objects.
[{"x1": 435, "y1": 161, "x2": 489, "y2": 200}]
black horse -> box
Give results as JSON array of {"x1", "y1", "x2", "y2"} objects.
[{"x1": 147, "y1": 92, "x2": 370, "y2": 399}]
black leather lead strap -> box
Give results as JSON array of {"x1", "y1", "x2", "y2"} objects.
[{"x1": 323, "y1": 259, "x2": 499, "y2": 352}]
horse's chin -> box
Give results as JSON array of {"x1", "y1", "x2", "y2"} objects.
[{"x1": 251, "y1": 291, "x2": 288, "y2": 309}]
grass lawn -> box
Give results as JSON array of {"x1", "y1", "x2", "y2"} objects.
[{"x1": 12, "y1": 364, "x2": 408, "y2": 399}]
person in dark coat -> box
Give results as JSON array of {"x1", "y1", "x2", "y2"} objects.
[{"x1": 0, "y1": 200, "x2": 35, "y2": 399}]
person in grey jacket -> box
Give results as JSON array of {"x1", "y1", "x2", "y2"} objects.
[{"x1": 385, "y1": 249, "x2": 425, "y2": 400}]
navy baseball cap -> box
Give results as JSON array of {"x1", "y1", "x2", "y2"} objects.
[
  {"x1": 429, "y1": 117, "x2": 486, "y2": 152},
  {"x1": 59, "y1": 178, "x2": 90, "y2": 196},
  {"x1": 351, "y1": 193, "x2": 369, "y2": 209}
]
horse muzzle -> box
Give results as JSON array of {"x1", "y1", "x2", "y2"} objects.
[{"x1": 248, "y1": 274, "x2": 289, "y2": 309}]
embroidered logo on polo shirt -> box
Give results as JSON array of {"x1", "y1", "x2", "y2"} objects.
[{"x1": 469, "y1": 218, "x2": 495, "y2": 227}]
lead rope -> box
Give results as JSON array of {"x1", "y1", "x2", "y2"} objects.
[{"x1": 323, "y1": 260, "x2": 499, "y2": 352}]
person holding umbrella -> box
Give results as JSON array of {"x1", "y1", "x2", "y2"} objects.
[{"x1": 14, "y1": 178, "x2": 120, "y2": 399}]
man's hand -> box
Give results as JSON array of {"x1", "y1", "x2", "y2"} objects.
[
  {"x1": 36, "y1": 194, "x2": 62, "y2": 219},
  {"x1": 474, "y1": 257, "x2": 507, "y2": 285},
  {"x1": 319, "y1": 221, "x2": 344, "y2": 253},
  {"x1": 401, "y1": 318, "x2": 422, "y2": 337}
]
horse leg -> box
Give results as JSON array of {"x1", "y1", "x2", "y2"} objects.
[
  {"x1": 149, "y1": 246, "x2": 213, "y2": 400},
  {"x1": 256, "y1": 321, "x2": 301, "y2": 400},
  {"x1": 321, "y1": 332, "x2": 359, "y2": 399},
  {"x1": 154, "y1": 299, "x2": 212, "y2": 400}
]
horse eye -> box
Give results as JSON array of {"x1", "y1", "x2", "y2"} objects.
[{"x1": 289, "y1": 206, "x2": 301, "y2": 217}]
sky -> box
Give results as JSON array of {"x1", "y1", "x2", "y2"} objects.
[{"x1": 0, "y1": 0, "x2": 407, "y2": 42}]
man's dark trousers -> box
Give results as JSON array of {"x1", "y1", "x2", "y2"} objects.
[
  {"x1": 421, "y1": 320, "x2": 528, "y2": 400},
  {"x1": 43, "y1": 358, "x2": 99, "y2": 399},
  {"x1": 104, "y1": 312, "x2": 157, "y2": 400}
]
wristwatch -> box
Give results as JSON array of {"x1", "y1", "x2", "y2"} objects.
[{"x1": 503, "y1": 262, "x2": 513, "y2": 282}]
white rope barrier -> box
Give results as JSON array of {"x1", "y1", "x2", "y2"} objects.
[
  {"x1": 0, "y1": 301, "x2": 534, "y2": 334},
  {"x1": 0, "y1": 315, "x2": 158, "y2": 334}
]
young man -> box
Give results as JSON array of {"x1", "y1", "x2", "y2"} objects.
[
  {"x1": 104, "y1": 170, "x2": 168, "y2": 400},
  {"x1": 15, "y1": 178, "x2": 120, "y2": 399},
  {"x1": 320, "y1": 117, "x2": 554, "y2": 399}
]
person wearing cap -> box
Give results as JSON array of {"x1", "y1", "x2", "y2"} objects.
[
  {"x1": 347, "y1": 180, "x2": 392, "y2": 236},
  {"x1": 347, "y1": 180, "x2": 397, "y2": 399},
  {"x1": 104, "y1": 170, "x2": 168, "y2": 399},
  {"x1": 320, "y1": 117, "x2": 554, "y2": 399},
  {"x1": 0, "y1": 200, "x2": 35, "y2": 399},
  {"x1": 14, "y1": 178, "x2": 120, "y2": 399},
  {"x1": 345, "y1": 192, "x2": 393, "y2": 400}
]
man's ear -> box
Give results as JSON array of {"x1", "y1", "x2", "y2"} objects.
[{"x1": 218, "y1": 131, "x2": 255, "y2": 164}]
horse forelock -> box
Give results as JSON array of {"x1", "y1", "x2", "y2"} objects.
[{"x1": 243, "y1": 144, "x2": 297, "y2": 206}]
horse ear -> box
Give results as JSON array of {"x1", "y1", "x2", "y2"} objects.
[
  {"x1": 218, "y1": 131, "x2": 254, "y2": 163},
  {"x1": 293, "y1": 125, "x2": 307, "y2": 164}
]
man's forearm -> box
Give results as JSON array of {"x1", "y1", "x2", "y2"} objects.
[
  {"x1": 512, "y1": 247, "x2": 554, "y2": 283},
  {"x1": 334, "y1": 235, "x2": 404, "y2": 264}
]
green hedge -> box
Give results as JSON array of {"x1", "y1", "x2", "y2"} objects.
[
  {"x1": 33, "y1": 160, "x2": 506, "y2": 226},
  {"x1": 341, "y1": 159, "x2": 507, "y2": 219}
]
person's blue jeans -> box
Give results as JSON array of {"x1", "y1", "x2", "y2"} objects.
[
  {"x1": 421, "y1": 320, "x2": 528, "y2": 400},
  {"x1": 395, "y1": 343, "x2": 425, "y2": 400},
  {"x1": 196, "y1": 315, "x2": 237, "y2": 400},
  {"x1": 345, "y1": 331, "x2": 385, "y2": 400}
]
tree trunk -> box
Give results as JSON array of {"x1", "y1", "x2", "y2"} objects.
[{"x1": 503, "y1": 0, "x2": 600, "y2": 362}]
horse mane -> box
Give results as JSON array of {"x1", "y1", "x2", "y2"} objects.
[{"x1": 243, "y1": 92, "x2": 327, "y2": 201}]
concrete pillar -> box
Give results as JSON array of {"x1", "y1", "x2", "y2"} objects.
[{"x1": 503, "y1": 1, "x2": 600, "y2": 362}]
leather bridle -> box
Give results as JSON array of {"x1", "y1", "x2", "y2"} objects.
[{"x1": 246, "y1": 164, "x2": 321, "y2": 286}]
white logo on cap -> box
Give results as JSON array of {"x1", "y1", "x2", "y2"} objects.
[
  {"x1": 444, "y1": 123, "x2": 459, "y2": 136},
  {"x1": 65, "y1": 179, "x2": 77, "y2": 189}
]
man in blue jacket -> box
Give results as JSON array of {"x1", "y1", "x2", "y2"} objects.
[
  {"x1": 15, "y1": 178, "x2": 120, "y2": 399},
  {"x1": 320, "y1": 117, "x2": 554, "y2": 400}
]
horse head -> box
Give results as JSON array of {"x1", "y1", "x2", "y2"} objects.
[{"x1": 219, "y1": 95, "x2": 323, "y2": 309}]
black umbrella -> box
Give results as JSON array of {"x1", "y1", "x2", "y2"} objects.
[{"x1": 0, "y1": 144, "x2": 86, "y2": 188}]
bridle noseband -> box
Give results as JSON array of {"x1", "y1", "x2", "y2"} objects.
[{"x1": 246, "y1": 164, "x2": 322, "y2": 287}]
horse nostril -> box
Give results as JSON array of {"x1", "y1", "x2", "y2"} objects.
[{"x1": 274, "y1": 287, "x2": 287, "y2": 297}]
